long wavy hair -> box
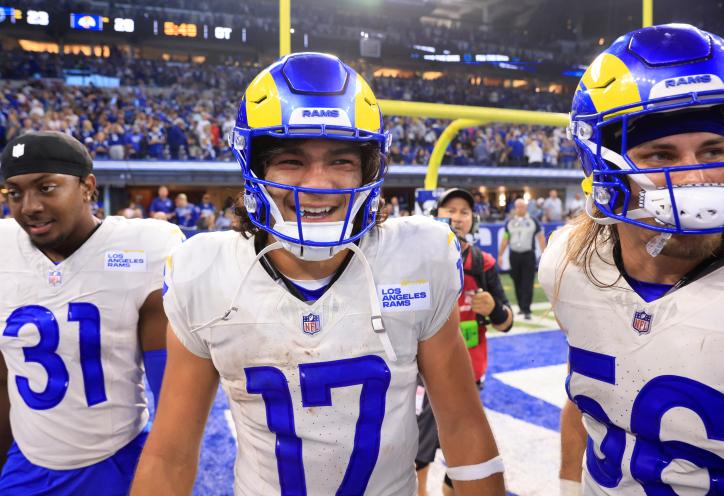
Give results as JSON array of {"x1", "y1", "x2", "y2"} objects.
[
  {"x1": 553, "y1": 205, "x2": 622, "y2": 301},
  {"x1": 233, "y1": 137, "x2": 387, "y2": 239}
]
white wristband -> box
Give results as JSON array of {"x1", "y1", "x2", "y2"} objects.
[
  {"x1": 560, "y1": 479, "x2": 582, "y2": 496},
  {"x1": 446, "y1": 456, "x2": 504, "y2": 481}
]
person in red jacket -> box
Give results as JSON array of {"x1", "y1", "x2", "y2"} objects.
[{"x1": 416, "y1": 188, "x2": 513, "y2": 496}]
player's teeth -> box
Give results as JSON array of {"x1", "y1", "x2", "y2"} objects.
[{"x1": 301, "y1": 207, "x2": 332, "y2": 216}]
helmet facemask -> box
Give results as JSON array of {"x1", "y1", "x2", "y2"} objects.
[
  {"x1": 232, "y1": 132, "x2": 386, "y2": 261},
  {"x1": 573, "y1": 96, "x2": 724, "y2": 235}
]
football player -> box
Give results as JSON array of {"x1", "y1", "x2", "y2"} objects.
[
  {"x1": 131, "y1": 53, "x2": 505, "y2": 495},
  {"x1": 0, "y1": 131, "x2": 184, "y2": 495},
  {"x1": 538, "y1": 24, "x2": 724, "y2": 495}
]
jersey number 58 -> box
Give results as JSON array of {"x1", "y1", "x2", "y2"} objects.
[{"x1": 568, "y1": 346, "x2": 724, "y2": 494}]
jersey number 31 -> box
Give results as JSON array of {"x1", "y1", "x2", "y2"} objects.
[{"x1": 3, "y1": 304, "x2": 106, "y2": 410}]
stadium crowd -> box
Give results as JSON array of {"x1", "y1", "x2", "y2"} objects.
[
  {"x1": 1, "y1": 50, "x2": 571, "y2": 111},
  {"x1": 0, "y1": 52, "x2": 577, "y2": 166}
]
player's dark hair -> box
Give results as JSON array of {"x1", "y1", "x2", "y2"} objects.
[{"x1": 234, "y1": 137, "x2": 387, "y2": 238}]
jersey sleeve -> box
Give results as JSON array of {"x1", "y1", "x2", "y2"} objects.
[
  {"x1": 162, "y1": 245, "x2": 212, "y2": 359},
  {"x1": 134, "y1": 220, "x2": 186, "y2": 309},
  {"x1": 537, "y1": 224, "x2": 571, "y2": 303},
  {"x1": 420, "y1": 228, "x2": 464, "y2": 341},
  {"x1": 149, "y1": 223, "x2": 186, "y2": 291}
]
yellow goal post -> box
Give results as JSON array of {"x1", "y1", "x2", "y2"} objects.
[{"x1": 378, "y1": 100, "x2": 569, "y2": 189}]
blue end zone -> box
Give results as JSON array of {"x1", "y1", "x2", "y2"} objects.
[
  {"x1": 194, "y1": 391, "x2": 235, "y2": 496},
  {"x1": 483, "y1": 330, "x2": 568, "y2": 431}
]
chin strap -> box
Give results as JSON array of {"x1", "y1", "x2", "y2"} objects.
[
  {"x1": 190, "y1": 241, "x2": 284, "y2": 333},
  {"x1": 346, "y1": 243, "x2": 397, "y2": 362},
  {"x1": 189, "y1": 239, "x2": 397, "y2": 362},
  {"x1": 584, "y1": 195, "x2": 651, "y2": 225}
]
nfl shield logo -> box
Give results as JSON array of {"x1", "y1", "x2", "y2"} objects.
[
  {"x1": 302, "y1": 313, "x2": 321, "y2": 336},
  {"x1": 631, "y1": 310, "x2": 652, "y2": 335},
  {"x1": 48, "y1": 269, "x2": 62, "y2": 287},
  {"x1": 12, "y1": 143, "x2": 25, "y2": 158}
]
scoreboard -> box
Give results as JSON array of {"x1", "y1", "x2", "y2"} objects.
[
  {"x1": 162, "y1": 21, "x2": 198, "y2": 38},
  {"x1": 0, "y1": 5, "x2": 242, "y2": 43}
]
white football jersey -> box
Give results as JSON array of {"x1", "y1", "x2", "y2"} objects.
[
  {"x1": 0, "y1": 216, "x2": 184, "y2": 469},
  {"x1": 164, "y1": 216, "x2": 462, "y2": 496},
  {"x1": 539, "y1": 225, "x2": 724, "y2": 495}
]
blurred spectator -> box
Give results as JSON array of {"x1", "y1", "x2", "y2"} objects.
[
  {"x1": 18, "y1": 118, "x2": 35, "y2": 137},
  {"x1": 108, "y1": 123, "x2": 127, "y2": 160},
  {"x1": 506, "y1": 131, "x2": 525, "y2": 166},
  {"x1": 528, "y1": 197, "x2": 544, "y2": 221},
  {"x1": 473, "y1": 137, "x2": 490, "y2": 164},
  {"x1": 127, "y1": 125, "x2": 147, "y2": 159},
  {"x1": 543, "y1": 189, "x2": 563, "y2": 222},
  {"x1": 120, "y1": 200, "x2": 143, "y2": 219},
  {"x1": 214, "y1": 208, "x2": 234, "y2": 230},
  {"x1": 199, "y1": 193, "x2": 216, "y2": 219},
  {"x1": 173, "y1": 193, "x2": 200, "y2": 229},
  {"x1": 167, "y1": 119, "x2": 190, "y2": 160},
  {"x1": 566, "y1": 192, "x2": 585, "y2": 218},
  {"x1": 525, "y1": 137, "x2": 544, "y2": 166},
  {"x1": 473, "y1": 192, "x2": 491, "y2": 220},
  {"x1": 197, "y1": 192, "x2": 217, "y2": 228},
  {"x1": 90, "y1": 131, "x2": 110, "y2": 159},
  {"x1": 559, "y1": 139, "x2": 578, "y2": 169},
  {"x1": 147, "y1": 124, "x2": 166, "y2": 159},
  {"x1": 149, "y1": 185, "x2": 174, "y2": 220},
  {"x1": 133, "y1": 195, "x2": 147, "y2": 218},
  {"x1": 388, "y1": 196, "x2": 401, "y2": 217}
]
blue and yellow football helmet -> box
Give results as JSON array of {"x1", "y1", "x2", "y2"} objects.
[
  {"x1": 229, "y1": 52, "x2": 390, "y2": 259},
  {"x1": 570, "y1": 23, "x2": 724, "y2": 234}
]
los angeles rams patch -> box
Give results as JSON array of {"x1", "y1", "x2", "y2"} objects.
[
  {"x1": 104, "y1": 250, "x2": 147, "y2": 272},
  {"x1": 377, "y1": 281, "x2": 430, "y2": 312}
]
